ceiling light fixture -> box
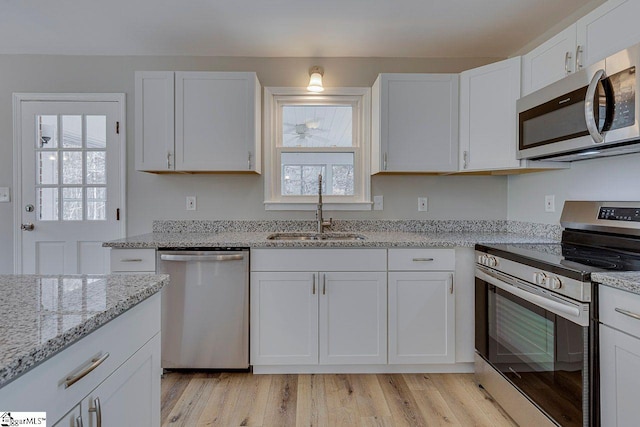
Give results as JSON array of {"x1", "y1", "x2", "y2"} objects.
[{"x1": 307, "y1": 66, "x2": 324, "y2": 93}]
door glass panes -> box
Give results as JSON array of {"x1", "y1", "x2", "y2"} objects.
[
  {"x1": 35, "y1": 114, "x2": 107, "y2": 221},
  {"x1": 282, "y1": 105, "x2": 352, "y2": 147},
  {"x1": 62, "y1": 115, "x2": 82, "y2": 147},
  {"x1": 281, "y1": 152, "x2": 354, "y2": 196}
]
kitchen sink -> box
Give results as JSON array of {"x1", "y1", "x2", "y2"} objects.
[{"x1": 266, "y1": 232, "x2": 366, "y2": 241}]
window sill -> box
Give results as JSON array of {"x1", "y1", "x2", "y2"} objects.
[{"x1": 264, "y1": 201, "x2": 373, "y2": 211}]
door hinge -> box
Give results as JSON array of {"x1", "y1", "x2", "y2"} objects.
[
  {"x1": 116, "y1": 121, "x2": 120, "y2": 134},
  {"x1": 116, "y1": 208, "x2": 120, "y2": 221}
]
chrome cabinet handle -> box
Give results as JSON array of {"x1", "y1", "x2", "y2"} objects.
[
  {"x1": 248, "y1": 151, "x2": 252, "y2": 169},
  {"x1": 64, "y1": 353, "x2": 110, "y2": 388},
  {"x1": 76, "y1": 416, "x2": 83, "y2": 427},
  {"x1": 615, "y1": 307, "x2": 640, "y2": 321},
  {"x1": 412, "y1": 258, "x2": 434, "y2": 262},
  {"x1": 160, "y1": 254, "x2": 244, "y2": 262},
  {"x1": 312, "y1": 274, "x2": 316, "y2": 295},
  {"x1": 463, "y1": 150, "x2": 468, "y2": 169},
  {"x1": 167, "y1": 152, "x2": 172, "y2": 169},
  {"x1": 21, "y1": 223, "x2": 35, "y2": 231},
  {"x1": 120, "y1": 258, "x2": 143, "y2": 262},
  {"x1": 576, "y1": 45, "x2": 583, "y2": 70},
  {"x1": 585, "y1": 69, "x2": 606, "y2": 143},
  {"x1": 323, "y1": 274, "x2": 326, "y2": 295},
  {"x1": 89, "y1": 397, "x2": 102, "y2": 427},
  {"x1": 449, "y1": 273, "x2": 454, "y2": 294},
  {"x1": 508, "y1": 367, "x2": 522, "y2": 379},
  {"x1": 383, "y1": 152, "x2": 388, "y2": 170},
  {"x1": 565, "y1": 51, "x2": 572, "y2": 74}
]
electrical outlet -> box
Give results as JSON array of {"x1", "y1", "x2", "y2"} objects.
[
  {"x1": 545, "y1": 195, "x2": 555, "y2": 212},
  {"x1": 0, "y1": 187, "x2": 9, "y2": 203},
  {"x1": 186, "y1": 196, "x2": 197, "y2": 211},
  {"x1": 373, "y1": 195, "x2": 384, "y2": 211},
  {"x1": 418, "y1": 197, "x2": 428, "y2": 212}
]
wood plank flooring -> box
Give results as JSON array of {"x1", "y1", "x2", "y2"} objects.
[{"x1": 161, "y1": 372, "x2": 517, "y2": 427}]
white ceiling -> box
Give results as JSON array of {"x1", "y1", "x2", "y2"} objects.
[{"x1": 1, "y1": 0, "x2": 594, "y2": 57}]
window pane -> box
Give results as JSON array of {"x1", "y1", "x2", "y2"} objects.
[
  {"x1": 332, "y1": 164, "x2": 355, "y2": 195},
  {"x1": 63, "y1": 151, "x2": 83, "y2": 184},
  {"x1": 86, "y1": 115, "x2": 106, "y2": 148},
  {"x1": 282, "y1": 105, "x2": 352, "y2": 147},
  {"x1": 62, "y1": 115, "x2": 82, "y2": 147},
  {"x1": 37, "y1": 152, "x2": 58, "y2": 185},
  {"x1": 87, "y1": 151, "x2": 106, "y2": 184},
  {"x1": 38, "y1": 115, "x2": 58, "y2": 148},
  {"x1": 87, "y1": 187, "x2": 106, "y2": 220},
  {"x1": 38, "y1": 188, "x2": 59, "y2": 221},
  {"x1": 63, "y1": 187, "x2": 83, "y2": 220}
]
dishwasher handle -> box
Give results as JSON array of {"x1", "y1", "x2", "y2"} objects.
[{"x1": 160, "y1": 254, "x2": 245, "y2": 262}]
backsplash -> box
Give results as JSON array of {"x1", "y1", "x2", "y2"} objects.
[{"x1": 152, "y1": 219, "x2": 562, "y2": 240}]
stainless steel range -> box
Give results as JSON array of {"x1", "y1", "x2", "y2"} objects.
[{"x1": 475, "y1": 201, "x2": 640, "y2": 427}]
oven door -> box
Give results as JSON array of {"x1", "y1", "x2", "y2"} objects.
[{"x1": 475, "y1": 267, "x2": 589, "y2": 427}]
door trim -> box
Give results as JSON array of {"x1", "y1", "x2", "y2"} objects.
[{"x1": 12, "y1": 93, "x2": 127, "y2": 273}]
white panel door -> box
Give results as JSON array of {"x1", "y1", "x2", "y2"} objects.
[
  {"x1": 250, "y1": 272, "x2": 319, "y2": 365},
  {"x1": 319, "y1": 272, "x2": 387, "y2": 364},
  {"x1": 522, "y1": 24, "x2": 577, "y2": 96},
  {"x1": 600, "y1": 323, "x2": 640, "y2": 427},
  {"x1": 388, "y1": 272, "x2": 455, "y2": 364},
  {"x1": 18, "y1": 98, "x2": 124, "y2": 274}
]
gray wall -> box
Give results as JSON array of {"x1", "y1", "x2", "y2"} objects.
[
  {"x1": 507, "y1": 153, "x2": 640, "y2": 224},
  {"x1": 0, "y1": 54, "x2": 509, "y2": 273}
]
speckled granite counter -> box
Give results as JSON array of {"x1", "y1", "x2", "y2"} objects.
[
  {"x1": 593, "y1": 272, "x2": 640, "y2": 295},
  {"x1": 103, "y1": 230, "x2": 558, "y2": 249},
  {"x1": 0, "y1": 274, "x2": 169, "y2": 388}
]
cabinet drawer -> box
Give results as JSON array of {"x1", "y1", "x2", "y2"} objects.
[
  {"x1": 251, "y1": 249, "x2": 387, "y2": 272},
  {"x1": 599, "y1": 285, "x2": 640, "y2": 339},
  {"x1": 110, "y1": 249, "x2": 156, "y2": 272},
  {"x1": 0, "y1": 293, "x2": 160, "y2": 422},
  {"x1": 388, "y1": 249, "x2": 455, "y2": 271}
]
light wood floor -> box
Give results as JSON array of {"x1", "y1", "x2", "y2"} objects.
[{"x1": 161, "y1": 372, "x2": 517, "y2": 426}]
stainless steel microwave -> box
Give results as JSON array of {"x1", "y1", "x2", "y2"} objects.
[{"x1": 517, "y1": 43, "x2": 640, "y2": 161}]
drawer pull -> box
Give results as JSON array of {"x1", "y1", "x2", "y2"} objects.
[
  {"x1": 615, "y1": 307, "x2": 640, "y2": 321},
  {"x1": 64, "y1": 353, "x2": 110, "y2": 388},
  {"x1": 412, "y1": 258, "x2": 434, "y2": 262},
  {"x1": 120, "y1": 258, "x2": 143, "y2": 262}
]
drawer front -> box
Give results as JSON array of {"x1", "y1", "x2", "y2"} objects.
[
  {"x1": 110, "y1": 249, "x2": 156, "y2": 272},
  {"x1": 388, "y1": 248, "x2": 455, "y2": 271},
  {"x1": 251, "y1": 249, "x2": 387, "y2": 272},
  {"x1": 0, "y1": 293, "x2": 160, "y2": 422},
  {"x1": 599, "y1": 285, "x2": 640, "y2": 339}
]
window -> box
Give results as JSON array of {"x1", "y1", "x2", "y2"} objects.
[{"x1": 263, "y1": 87, "x2": 371, "y2": 210}]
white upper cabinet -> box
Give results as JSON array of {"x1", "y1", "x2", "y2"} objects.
[
  {"x1": 577, "y1": 0, "x2": 640, "y2": 69},
  {"x1": 459, "y1": 57, "x2": 521, "y2": 171},
  {"x1": 135, "y1": 71, "x2": 261, "y2": 173},
  {"x1": 372, "y1": 73, "x2": 459, "y2": 173},
  {"x1": 522, "y1": 24, "x2": 578, "y2": 96}
]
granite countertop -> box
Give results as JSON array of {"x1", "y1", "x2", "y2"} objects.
[
  {"x1": 592, "y1": 272, "x2": 640, "y2": 295},
  {"x1": 0, "y1": 274, "x2": 169, "y2": 388},
  {"x1": 103, "y1": 231, "x2": 558, "y2": 249}
]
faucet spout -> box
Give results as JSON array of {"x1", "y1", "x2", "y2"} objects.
[{"x1": 316, "y1": 174, "x2": 332, "y2": 233}]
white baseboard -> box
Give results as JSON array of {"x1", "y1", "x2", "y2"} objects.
[{"x1": 252, "y1": 362, "x2": 474, "y2": 375}]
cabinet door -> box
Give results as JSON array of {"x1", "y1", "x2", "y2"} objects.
[
  {"x1": 83, "y1": 333, "x2": 161, "y2": 427},
  {"x1": 459, "y1": 57, "x2": 521, "y2": 171},
  {"x1": 319, "y1": 272, "x2": 387, "y2": 364},
  {"x1": 600, "y1": 324, "x2": 640, "y2": 427},
  {"x1": 577, "y1": 0, "x2": 640, "y2": 69},
  {"x1": 372, "y1": 74, "x2": 459, "y2": 173},
  {"x1": 251, "y1": 272, "x2": 319, "y2": 365},
  {"x1": 135, "y1": 71, "x2": 175, "y2": 171},
  {"x1": 53, "y1": 405, "x2": 82, "y2": 427},
  {"x1": 388, "y1": 272, "x2": 455, "y2": 364},
  {"x1": 522, "y1": 24, "x2": 577, "y2": 96},
  {"x1": 175, "y1": 72, "x2": 260, "y2": 172}
]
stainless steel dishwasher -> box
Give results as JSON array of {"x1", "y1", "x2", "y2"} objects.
[{"x1": 157, "y1": 248, "x2": 249, "y2": 370}]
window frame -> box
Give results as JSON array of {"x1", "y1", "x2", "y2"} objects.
[{"x1": 263, "y1": 87, "x2": 372, "y2": 211}]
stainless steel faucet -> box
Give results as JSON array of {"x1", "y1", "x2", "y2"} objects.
[{"x1": 316, "y1": 174, "x2": 333, "y2": 233}]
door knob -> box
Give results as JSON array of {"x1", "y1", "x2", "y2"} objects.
[{"x1": 21, "y1": 223, "x2": 35, "y2": 231}]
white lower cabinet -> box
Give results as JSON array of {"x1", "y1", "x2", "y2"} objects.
[
  {"x1": 388, "y1": 272, "x2": 455, "y2": 364},
  {"x1": 599, "y1": 285, "x2": 640, "y2": 426},
  {"x1": 53, "y1": 405, "x2": 81, "y2": 427}
]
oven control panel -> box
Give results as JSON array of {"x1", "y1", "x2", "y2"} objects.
[{"x1": 598, "y1": 206, "x2": 640, "y2": 222}]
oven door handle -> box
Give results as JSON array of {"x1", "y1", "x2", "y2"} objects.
[{"x1": 476, "y1": 269, "x2": 582, "y2": 319}]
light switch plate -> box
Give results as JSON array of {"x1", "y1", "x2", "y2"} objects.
[
  {"x1": 186, "y1": 196, "x2": 196, "y2": 211},
  {"x1": 373, "y1": 195, "x2": 383, "y2": 211},
  {"x1": 0, "y1": 187, "x2": 10, "y2": 202},
  {"x1": 418, "y1": 197, "x2": 428, "y2": 212},
  {"x1": 545, "y1": 195, "x2": 555, "y2": 212}
]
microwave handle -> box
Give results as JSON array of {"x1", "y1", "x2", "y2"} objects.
[{"x1": 584, "y1": 69, "x2": 606, "y2": 143}]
